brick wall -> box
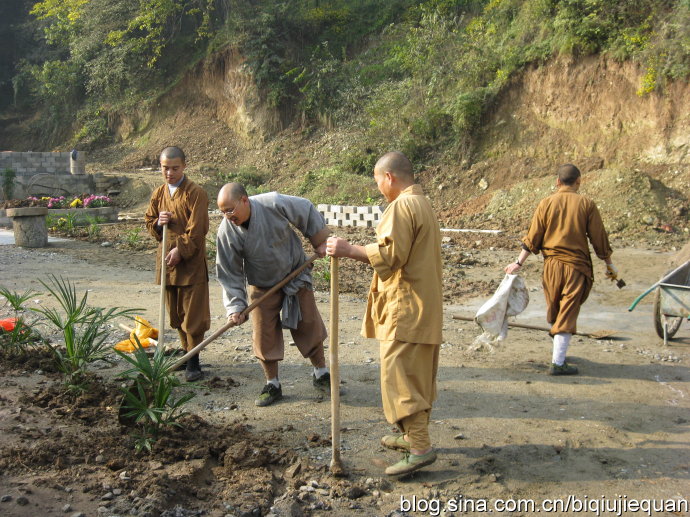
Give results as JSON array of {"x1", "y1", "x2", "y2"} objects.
[
  {"x1": 0, "y1": 151, "x2": 71, "y2": 175},
  {"x1": 0, "y1": 152, "x2": 124, "y2": 201},
  {"x1": 318, "y1": 204, "x2": 383, "y2": 228}
]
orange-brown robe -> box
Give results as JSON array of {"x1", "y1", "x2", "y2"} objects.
[
  {"x1": 363, "y1": 184, "x2": 443, "y2": 450},
  {"x1": 522, "y1": 185, "x2": 612, "y2": 335},
  {"x1": 144, "y1": 177, "x2": 210, "y2": 350}
]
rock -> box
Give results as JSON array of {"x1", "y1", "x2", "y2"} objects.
[
  {"x1": 16, "y1": 496, "x2": 29, "y2": 506},
  {"x1": 285, "y1": 460, "x2": 302, "y2": 479},
  {"x1": 62, "y1": 503, "x2": 72, "y2": 512},
  {"x1": 71, "y1": 513, "x2": 86, "y2": 517},
  {"x1": 101, "y1": 241, "x2": 112, "y2": 247},
  {"x1": 478, "y1": 178, "x2": 489, "y2": 190},
  {"x1": 442, "y1": 236, "x2": 452, "y2": 243},
  {"x1": 102, "y1": 492, "x2": 114, "y2": 501},
  {"x1": 113, "y1": 488, "x2": 122, "y2": 496},
  {"x1": 1, "y1": 495, "x2": 11, "y2": 502},
  {"x1": 345, "y1": 486, "x2": 366, "y2": 499},
  {"x1": 95, "y1": 455, "x2": 105, "y2": 463},
  {"x1": 454, "y1": 433, "x2": 465, "y2": 440},
  {"x1": 270, "y1": 498, "x2": 304, "y2": 517}
]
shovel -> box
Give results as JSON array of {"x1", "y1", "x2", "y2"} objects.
[
  {"x1": 158, "y1": 223, "x2": 168, "y2": 351},
  {"x1": 451, "y1": 315, "x2": 618, "y2": 340},
  {"x1": 118, "y1": 253, "x2": 320, "y2": 424},
  {"x1": 329, "y1": 256, "x2": 345, "y2": 476}
]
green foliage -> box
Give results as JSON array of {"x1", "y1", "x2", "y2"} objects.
[
  {"x1": 85, "y1": 215, "x2": 103, "y2": 240},
  {"x1": 115, "y1": 340, "x2": 194, "y2": 452},
  {"x1": 125, "y1": 227, "x2": 143, "y2": 246},
  {"x1": 32, "y1": 275, "x2": 138, "y2": 393},
  {"x1": 8, "y1": 0, "x2": 689, "y2": 157},
  {"x1": 297, "y1": 166, "x2": 379, "y2": 205},
  {"x1": 2, "y1": 168, "x2": 16, "y2": 200},
  {"x1": 0, "y1": 287, "x2": 42, "y2": 356},
  {"x1": 218, "y1": 166, "x2": 268, "y2": 194}
]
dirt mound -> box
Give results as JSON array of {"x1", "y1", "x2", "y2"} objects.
[{"x1": 444, "y1": 168, "x2": 689, "y2": 246}]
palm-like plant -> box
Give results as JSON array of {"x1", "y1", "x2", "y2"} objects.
[
  {"x1": 33, "y1": 275, "x2": 138, "y2": 392},
  {"x1": 116, "y1": 339, "x2": 195, "y2": 452}
]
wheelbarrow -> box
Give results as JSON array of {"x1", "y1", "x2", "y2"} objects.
[{"x1": 628, "y1": 260, "x2": 690, "y2": 345}]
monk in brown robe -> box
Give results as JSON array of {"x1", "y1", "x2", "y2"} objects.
[
  {"x1": 327, "y1": 151, "x2": 443, "y2": 476},
  {"x1": 144, "y1": 146, "x2": 210, "y2": 382},
  {"x1": 505, "y1": 164, "x2": 616, "y2": 375}
]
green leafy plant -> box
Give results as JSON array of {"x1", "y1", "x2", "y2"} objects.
[
  {"x1": 206, "y1": 236, "x2": 217, "y2": 262},
  {"x1": 312, "y1": 257, "x2": 332, "y2": 288},
  {"x1": 85, "y1": 215, "x2": 103, "y2": 240},
  {"x1": 0, "y1": 286, "x2": 41, "y2": 355},
  {"x1": 2, "y1": 168, "x2": 16, "y2": 200},
  {"x1": 33, "y1": 275, "x2": 138, "y2": 393},
  {"x1": 125, "y1": 227, "x2": 142, "y2": 246},
  {"x1": 116, "y1": 340, "x2": 195, "y2": 452}
]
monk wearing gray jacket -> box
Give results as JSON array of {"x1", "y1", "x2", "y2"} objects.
[{"x1": 216, "y1": 183, "x2": 331, "y2": 406}]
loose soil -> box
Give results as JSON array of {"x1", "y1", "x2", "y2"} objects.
[{"x1": 0, "y1": 224, "x2": 688, "y2": 517}]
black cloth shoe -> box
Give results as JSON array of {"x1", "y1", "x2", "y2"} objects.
[
  {"x1": 185, "y1": 354, "x2": 202, "y2": 382},
  {"x1": 255, "y1": 383, "x2": 282, "y2": 407},
  {"x1": 312, "y1": 372, "x2": 331, "y2": 391},
  {"x1": 548, "y1": 362, "x2": 578, "y2": 376}
]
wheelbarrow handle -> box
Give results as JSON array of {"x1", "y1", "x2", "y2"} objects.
[
  {"x1": 628, "y1": 283, "x2": 660, "y2": 312},
  {"x1": 170, "y1": 253, "x2": 319, "y2": 370},
  {"x1": 628, "y1": 261, "x2": 690, "y2": 312}
]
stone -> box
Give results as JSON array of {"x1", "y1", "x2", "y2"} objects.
[
  {"x1": 62, "y1": 503, "x2": 72, "y2": 512},
  {"x1": 16, "y1": 496, "x2": 29, "y2": 506},
  {"x1": 1, "y1": 495, "x2": 11, "y2": 502},
  {"x1": 7, "y1": 207, "x2": 48, "y2": 247},
  {"x1": 478, "y1": 178, "x2": 489, "y2": 190}
]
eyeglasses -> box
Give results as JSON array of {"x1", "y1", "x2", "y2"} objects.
[{"x1": 220, "y1": 199, "x2": 243, "y2": 216}]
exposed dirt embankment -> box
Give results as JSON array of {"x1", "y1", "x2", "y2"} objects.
[{"x1": 436, "y1": 56, "x2": 689, "y2": 235}]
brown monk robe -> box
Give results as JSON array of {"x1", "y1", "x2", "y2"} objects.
[
  {"x1": 144, "y1": 146, "x2": 210, "y2": 381},
  {"x1": 326, "y1": 151, "x2": 443, "y2": 476},
  {"x1": 506, "y1": 164, "x2": 614, "y2": 375}
]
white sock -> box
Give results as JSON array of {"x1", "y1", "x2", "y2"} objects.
[
  {"x1": 314, "y1": 366, "x2": 329, "y2": 379},
  {"x1": 552, "y1": 333, "x2": 572, "y2": 365},
  {"x1": 267, "y1": 378, "x2": 280, "y2": 388}
]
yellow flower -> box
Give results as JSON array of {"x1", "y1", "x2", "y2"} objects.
[{"x1": 70, "y1": 198, "x2": 83, "y2": 208}]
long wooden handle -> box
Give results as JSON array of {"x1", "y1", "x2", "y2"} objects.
[
  {"x1": 329, "y1": 256, "x2": 343, "y2": 474},
  {"x1": 452, "y1": 314, "x2": 604, "y2": 338},
  {"x1": 158, "y1": 224, "x2": 168, "y2": 351},
  {"x1": 170, "y1": 254, "x2": 320, "y2": 370}
]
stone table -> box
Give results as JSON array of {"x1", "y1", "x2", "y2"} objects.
[{"x1": 6, "y1": 206, "x2": 49, "y2": 247}]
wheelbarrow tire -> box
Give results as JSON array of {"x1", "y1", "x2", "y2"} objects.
[{"x1": 653, "y1": 289, "x2": 682, "y2": 340}]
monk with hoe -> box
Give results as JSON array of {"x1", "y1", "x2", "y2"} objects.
[
  {"x1": 215, "y1": 183, "x2": 332, "y2": 407},
  {"x1": 144, "y1": 146, "x2": 211, "y2": 382},
  {"x1": 327, "y1": 151, "x2": 443, "y2": 477},
  {"x1": 504, "y1": 163, "x2": 616, "y2": 375}
]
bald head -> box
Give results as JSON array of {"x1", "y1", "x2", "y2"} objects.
[
  {"x1": 160, "y1": 146, "x2": 186, "y2": 164},
  {"x1": 375, "y1": 151, "x2": 414, "y2": 182},
  {"x1": 218, "y1": 182, "x2": 248, "y2": 204},
  {"x1": 557, "y1": 164, "x2": 581, "y2": 186}
]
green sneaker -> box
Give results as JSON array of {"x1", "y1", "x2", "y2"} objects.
[
  {"x1": 381, "y1": 434, "x2": 411, "y2": 452},
  {"x1": 312, "y1": 372, "x2": 331, "y2": 392},
  {"x1": 255, "y1": 383, "x2": 282, "y2": 407},
  {"x1": 549, "y1": 362, "x2": 579, "y2": 376},
  {"x1": 385, "y1": 450, "x2": 437, "y2": 476}
]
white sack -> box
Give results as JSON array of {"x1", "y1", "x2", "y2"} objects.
[{"x1": 474, "y1": 274, "x2": 529, "y2": 345}]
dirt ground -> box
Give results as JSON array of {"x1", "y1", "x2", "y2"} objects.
[{"x1": 0, "y1": 227, "x2": 689, "y2": 517}]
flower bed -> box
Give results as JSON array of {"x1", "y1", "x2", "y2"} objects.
[{"x1": 0, "y1": 195, "x2": 118, "y2": 228}]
